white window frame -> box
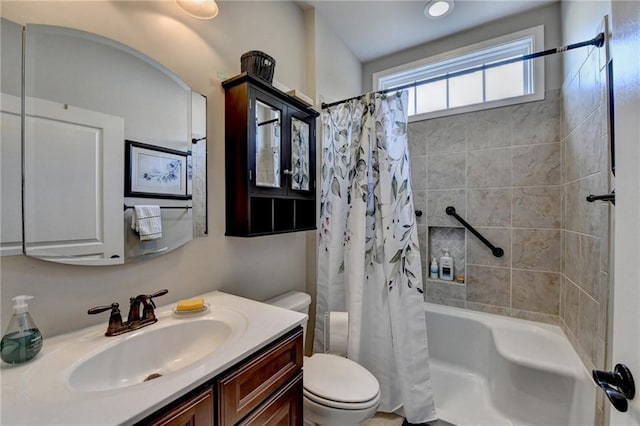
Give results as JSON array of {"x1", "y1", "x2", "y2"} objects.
[{"x1": 372, "y1": 25, "x2": 545, "y2": 121}]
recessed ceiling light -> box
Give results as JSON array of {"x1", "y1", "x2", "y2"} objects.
[{"x1": 424, "y1": 0, "x2": 454, "y2": 18}]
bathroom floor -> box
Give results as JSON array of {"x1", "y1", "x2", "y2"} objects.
[
  {"x1": 365, "y1": 413, "x2": 456, "y2": 426},
  {"x1": 364, "y1": 413, "x2": 404, "y2": 425}
]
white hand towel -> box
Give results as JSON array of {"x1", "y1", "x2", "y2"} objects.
[{"x1": 131, "y1": 205, "x2": 162, "y2": 241}]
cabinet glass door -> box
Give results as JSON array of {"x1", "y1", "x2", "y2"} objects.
[
  {"x1": 290, "y1": 117, "x2": 310, "y2": 191},
  {"x1": 255, "y1": 100, "x2": 281, "y2": 188}
]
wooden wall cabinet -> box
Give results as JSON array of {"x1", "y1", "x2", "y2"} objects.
[
  {"x1": 223, "y1": 73, "x2": 319, "y2": 237},
  {"x1": 140, "y1": 327, "x2": 303, "y2": 426}
]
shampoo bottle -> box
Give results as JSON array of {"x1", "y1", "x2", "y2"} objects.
[
  {"x1": 430, "y1": 257, "x2": 439, "y2": 279},
  {"x1": 1, "y1": 295, "x2": 42, "y2": 364},
  {"x1": 439, "y1": 249, "x2": 454, "y2": 281}
]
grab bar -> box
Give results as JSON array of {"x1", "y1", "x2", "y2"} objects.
[
  {"x1": 586, "y1": 191, "x2": 615, "y2": 205},
  {"x1": 445, "y1": 206, "x2": 504, "y2": 258}
]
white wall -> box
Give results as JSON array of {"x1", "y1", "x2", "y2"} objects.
[
  {"x1": 362, "y1": 2, "x2": 563, "y2": 93},
  {"x1": 313, "y1": 10, "x2": 362, "y2": 105},
  {"x1": 561, "y1": 0, "x2": 611, "y2": 79},
  {"x1": 0, "y1": 1, "x2": 312, "y2": 338},
  {"x1": 300, "y1": 6, "x2": 363, "y2": 352}
]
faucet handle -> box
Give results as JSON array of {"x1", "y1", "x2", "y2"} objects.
[
  {"x1": 88, "y1": 303, "x2": 125, "y2": 337},
  {"x1": 88, "y1": 302, "x2": 120, "y2": 315},
  {"x1": 150, "y1": 289, "x2": 169, "y2": 299},
  {"x1": 146, "y1": 289, "x2": 169, "y2": 309}
]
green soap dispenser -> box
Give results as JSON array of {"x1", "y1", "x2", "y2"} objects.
[{"x1": 1, "y1": 295, "x2": 43, "y2": 364}]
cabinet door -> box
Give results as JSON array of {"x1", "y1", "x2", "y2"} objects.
[
  {"x1": 287, "y1": 108, "x2": 315, "y2": 199},
  {"x1": 249, "y1": 88, "x2": 286, "y2": 196},
  {"x1": 238, "y1": 372, "x2": 303, "y2": 426},
  {"x1": 147, "y1": 388, "x2": 213, "y2": 426},
  {"x1": 217, "y1": 329, "x2": 303, "y2": 425}
]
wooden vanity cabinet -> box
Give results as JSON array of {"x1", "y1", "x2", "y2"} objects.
[
  {"x1": 139, "y1": 327, "x2": 303, "y2": 426},
  {"x1": 146, "y1": 388, "x2": 214, "y2": 426},
  {"x1": 223, "y1": 73, "x2": 319, "y2": 237}
]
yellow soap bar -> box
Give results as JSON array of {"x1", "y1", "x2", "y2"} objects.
[{"x1": 176, "y1": 298, "x2": 205, "y2": 312}]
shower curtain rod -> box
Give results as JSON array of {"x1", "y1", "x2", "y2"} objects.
[{"x1": 321, "y1": 32, "x2": 605, "y2": 110}]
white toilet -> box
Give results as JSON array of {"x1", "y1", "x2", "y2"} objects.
[{"x1": 266, "y1": 291, "x2": 381, "y2": 426}]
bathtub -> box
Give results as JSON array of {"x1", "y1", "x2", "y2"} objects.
[{"x1": 425, "y1": 303, "x2": 595, "y2": 426}]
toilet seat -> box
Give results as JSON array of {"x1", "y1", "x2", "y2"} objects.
[
  {"x1": 303, "y1": 353, "x2": 380, "y2": 410},
  {"x1": 303, "y1": 387, "x2": 380, "y2": 411}
]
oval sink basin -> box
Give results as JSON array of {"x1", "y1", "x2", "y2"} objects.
[{"x1": 68, "y1": 318, "x2": 234, "y2": 392}]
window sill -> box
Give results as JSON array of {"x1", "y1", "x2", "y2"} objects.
[{"x1": 408, "y1": 91, "x2": 545, "y2": 122}]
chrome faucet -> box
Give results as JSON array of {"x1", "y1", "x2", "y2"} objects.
[{"x1": 88, "y1": 289, "x2": 168, "y2": 337}]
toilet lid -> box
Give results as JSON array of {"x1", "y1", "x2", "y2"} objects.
[{"x1": 303, "y1": 354, "x2": 380, "y2": 404}]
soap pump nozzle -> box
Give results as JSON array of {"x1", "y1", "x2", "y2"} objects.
[{"x1": 12, "y1": 295, "x2": 33, "y2": 315}]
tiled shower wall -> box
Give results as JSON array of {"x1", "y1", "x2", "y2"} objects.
[
  {"x1": 408, "y1": 36, "x2": 611, "y2": 405},
  {"x1": 410, "y1": 89, "x2": 563, "y2": 324},
  {"x1": 560, "y1": 29, "x2": 610, "y2": 424}
]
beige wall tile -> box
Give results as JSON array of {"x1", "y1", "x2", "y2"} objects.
[
  {"x1": 579, "y1": 234, "x2": 600, "y2": 299},
  {"x1": 563, "y1": 134, "x2": 581, "y2": 184},
  {"x1": 598, "y1": 271, "x2": 609, "y2": 342},
  {"x1": 467, "y1": 148, "x2": 512, "y2": 188},
  {"x1": 466, "y1": 108, "x2": 512, "y2": 150},
  {"x1": 466, "y1": 227, "x2": 511, "y2": 268},
  {"x1": 467, "y1": 188, "x2": 512, "y2": 227},
  {"x1": 512, "y1": 229, "x2": 561, "y2": 271},
  {"x1": 512, "y1": 98, "x2": 560, "y2": 146},
  {"x1": 563, "y1": 230, "x2": 580, "y2": 284},
  {"x1": 580, "y1": 107, "x2": 606, "y2": 178},
  {"x1": 411, "y1": 155, "x2": 427, "y2": 190},
  {"x1": 408, "y1": 120, "x2": 428, "y2": 156},
  {"x1": 512, "y1": 143, "x2": 561, "y2": 186},
  {"x1": 466, "y1": 301, "x2": 510, "y2": 316},
  {"x1": 427, "y1": 189, "x2": 466, "y2": 227},
  {"x1": 512, "y1": 269, "x2": 560, "y2": 315},
  {"x1": 577, "y1": 290, "x2": 599, "y2": 367},
  {"x1": 579, "y1": 174, "x2": 607, "y2": 237},
  {"x1": 466, "y1": 265, "x2": 510, "y2": 307},
  {"x1": 562, "y1": 73, "x2": 581, "y2": 137},
  {"x1": 427, "y1": 153, "x2": 466, "y2": 189},
  {"x1": 563, "y1": 277, "x2": 580, "y2": 336},
  {"x1": 512, "y1": 186, "x2": 561, "y2": 228},
  {"x1": 425, "y1": 115, "x2": 466, "y2": 154},
  {"x1": 426, "y1": 279, "x2": 466, "y2": 301},
  {"x1": 511, "y1": 309, "x2": 559, "y2": 325}
]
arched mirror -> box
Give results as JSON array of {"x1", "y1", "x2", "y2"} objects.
[{"x1": 0, "y1": 19, "x2": 207, "y2": 265}]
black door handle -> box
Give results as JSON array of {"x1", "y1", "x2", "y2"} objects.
[{"x1": 592, "y1": 364, "x2": 635, "y2": 412}]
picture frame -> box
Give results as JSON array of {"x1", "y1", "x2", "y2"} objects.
[{"x1": 125, "y1": 140, "x2": 190, "y2": 199}]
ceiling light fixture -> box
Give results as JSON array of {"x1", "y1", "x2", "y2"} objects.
[
  {"x1": 176, "y1": 0, "x2": 219, "y2": 19},
  {"x1": 424, "y1": 0, "x2": 454, "y2": 18}
]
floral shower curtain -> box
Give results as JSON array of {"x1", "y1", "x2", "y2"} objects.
[{"x1": 315, "y1": 91, "x2": 437, "y2": 423}]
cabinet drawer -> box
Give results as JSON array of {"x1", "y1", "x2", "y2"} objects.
[
  {"x1": 217, "y1": 328, "x2": 303, "y2": 425},
  {"x1": 238, "y1": 372, "x2": 303, "y2": 426},
  {"x1": 147, "y1": 388, "x2": 213, "y2": 426}
]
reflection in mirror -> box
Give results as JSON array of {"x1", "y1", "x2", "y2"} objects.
[
  {"x1": 255, "y1": 100, "x2": 281, "y2": 188},
  {"x1": 291, "y1": 117, "x2": 310, "y2": 191},
  {"x1": 1, "y1": 20, "x2": 24, "y2": 256},
  {"x1": 0, "y1": 20, "x2": 207, "y2": 265},
  {"x1": 191, "y1": 93, "x2": 208, "y2": 235}
]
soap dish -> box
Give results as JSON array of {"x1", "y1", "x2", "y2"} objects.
[{"x1": 172, "y1": 303, "x2": 210, "y2": 316}]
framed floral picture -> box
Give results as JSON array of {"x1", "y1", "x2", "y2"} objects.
[{"x1": 125, "y1": 140, "x2": 190, "y2": 199}]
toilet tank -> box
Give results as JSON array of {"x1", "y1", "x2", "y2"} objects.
[{"x1": 265, "y1": 291, "x2": 311, "y2": 345}]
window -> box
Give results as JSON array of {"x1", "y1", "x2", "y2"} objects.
[{"x1": 373, "y1": 26, "x2": 544, "y2": 120}]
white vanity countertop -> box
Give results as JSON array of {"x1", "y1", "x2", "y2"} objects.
[{"x1": 0, "y1": 291, "x2": 306, "y2": 425}]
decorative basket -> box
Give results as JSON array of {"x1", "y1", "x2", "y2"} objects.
[{"x1": 241, "y1": 51, "x2": 276, "y2": 83}]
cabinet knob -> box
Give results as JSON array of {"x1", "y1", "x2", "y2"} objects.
[{"x1": 283, "y1": 169, "x2": 293, "y2": 175}]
